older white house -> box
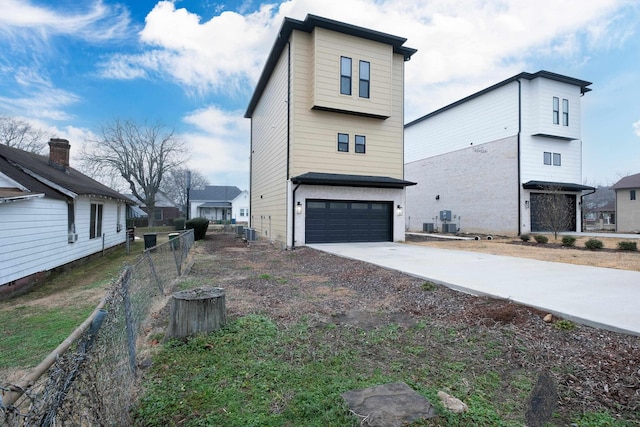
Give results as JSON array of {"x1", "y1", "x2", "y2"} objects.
[
  {"x1": 0, "y1": 139, "x2": 130, "y2": 297},
  {"x1": 245, "y1": 14, "x2": 416, "y2": 247},
  {"x1": 404, "y1": 71, "x2": 594, "y2": 236}
]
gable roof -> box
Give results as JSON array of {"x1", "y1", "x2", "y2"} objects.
[
  {"x1": 406, "y1": 70, "x2": 592, "y2": 127},
  {"x1": 190, "y1": 185, "x2": 242, "y2": 201},
  {"x1": 245, "y1": 14, "x2": 417, "y2": 118},
  {"x1": 0, "y1": 143, "x2": 129, "y2": 203},
  {"x1": 124, "y1": 191, "x2": 177, "y2": 208},
  {"x1": 612, "y1": 172, "x2": 640, "y2": 190}
]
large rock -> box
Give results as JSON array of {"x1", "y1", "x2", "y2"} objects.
[{"x1": 341, "y1": 382, "x2": 436, "y2": 426}]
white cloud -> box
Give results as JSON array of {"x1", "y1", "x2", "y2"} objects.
[
  {"x1": 181, "y1": 106, "x2": 251, "y2": 189},
  {"x1": 633, "y1": 121, "x2": 640, "y2": 137}
]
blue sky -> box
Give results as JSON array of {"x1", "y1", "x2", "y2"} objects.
[{"x1": 1, "y1": 0, "x2": 639, "y2": 191}]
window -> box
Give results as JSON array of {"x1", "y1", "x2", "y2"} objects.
[
  {"x1": 89, "y1": 203, "x2": 103, "y2": 239},
  {"x1": 338, "y1": 133, "x2": 349, "y2": 152},
  {"x1": 359, "y1": 60, "x2": 370, "y2": 98},
  {"x1": 552, "y1": 97, "x2": 559, "y2": 125},
  {"x1": 154, "y1": 208, "x2": 163, "y2": 222},
  {"x1": 67, "y1": 201, "x2": 75, "y2": 234},
  {"x1": 562, "y1": 99, "x2": 569, "y2": 126},
  {"x1": 631, "y1": 190, "x2": 637, "y2": 201},
  {"x1": 544, "y1": 152, "x2": 561, "y2": 166},
  {"x1": 240, "y1": 208, "x2": 248, "y2": 216},
  {"x1": 340, "y1": 56, "x2": 352, "y2": 95},
  {"x1": 355, "y1": 135, "x2": 366, "y2": 153}
]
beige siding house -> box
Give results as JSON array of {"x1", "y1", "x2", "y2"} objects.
[
  {"x1": 245, "y1": 14, "x2": 416, "y2": 247},
  {"x1": 612, "y1": 172, "x2": 640, "y2": 233}
]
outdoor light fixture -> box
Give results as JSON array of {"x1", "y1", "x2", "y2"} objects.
[
  {"x1": 396, "y1": 204, "x2": 403, "y2": 216},
  {"x1": 435, "y1": 195, "x2": 440, "y2": 200},
  {"x1": 525, "y1": 200, "x2": 530, "y2": 209},
  {"x1": 296, "y1": 201, "x2": 302, "y2": 214}
]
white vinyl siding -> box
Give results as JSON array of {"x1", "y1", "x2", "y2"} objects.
[
  {"x1": 528, "y1": 78, "x2": 581, "y2": 140},
  {"x1": 0, "y1": 196, "x2": 125, "y2": 286},
  {"x1": 250, "y1": 39, "x2": 290, "y2": 243}
]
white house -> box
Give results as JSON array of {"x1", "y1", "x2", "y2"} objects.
[
  {"x1": 0, "y1": 139, "x2": 131, "y2": 297},
  {"x1": 189, "y1": 186, "x2": 248, "y2": 223},
  {"x1": 245, "y1": 14, "x2": 416, "y2": 247},
  {"x1": 404, "y1": 71, "x2": 594, "y2": 236}
]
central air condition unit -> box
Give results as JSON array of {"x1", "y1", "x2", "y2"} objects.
[
  {"x1": 442, "y1": 223, "x2": 458, "y2": 233},
  {"x1": 68, "y1": 233, "x2": 78, "y2": 243},
  {"x1": 244, "y1": 228, "x2": 256, "y2": 242},
  {"x1": 423, "y1": 223, "x2": 434, "y2": 232}
]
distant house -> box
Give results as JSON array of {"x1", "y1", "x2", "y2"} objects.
[
  {"x1": 404, "y1": 71, "x2": 594, "y2": 236},
  {"x1": 188, "y1": 186, "x2": 248, "y2": 223},
  {"x1": 125, "y1": 191, "x2": 180, "y2": 226},
  {"x1": 245, "y1": 14, "x2": 416, "y2": 247},
  {"x1": 612, "y1": 172, "x2": 640, "y2": 233},
  {"x1": 0, "y1": 138, "x2": 131, "y2": 296}
]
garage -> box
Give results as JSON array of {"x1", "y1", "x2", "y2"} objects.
[{"x1": 305, "y1": 199, "x2": 393, "y2": 243}]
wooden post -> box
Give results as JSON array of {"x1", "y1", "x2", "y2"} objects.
[{"x1": 166, "y1": 287, "x2": 226, "y2": 340}]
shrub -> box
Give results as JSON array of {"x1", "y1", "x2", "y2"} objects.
[
  {"x1": 561, "y1": 236, "x2": 576, "y2": 247},
  {"x1": 534, "y1": 235, "x2": 548, "y2": 244},
  {"x1": 584, "y1": 238, "x2": 603, "y2": 250},
  {"x1": 554, "y1": 319, "x2": 576, "y2": 331},
  {"x1": 520, "y1": 234, "x2": 530, "y2": 242},
  {"x1": 186, "y1": 217, "x2": 209, "y2": 240},
  {"x1": 173, "y1": 217, "x2": 186, "y2": 230},
  {"x1": 617, "y1": 241, "x2": 638, "y2": 251}
]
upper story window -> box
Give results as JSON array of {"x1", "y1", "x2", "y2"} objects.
[
  {"x1": 355, "y1": 135, "x2": 366, "y2": 153},
  {"x1": 544, "y1": 152, "x2": 561, "y2": 166},
  {"x1": 552, "y1": 97, "x2": 559, "y2": 125},
  {"x1": 359, "y1": 61, "x2": 370, "y2": 98},
  {"x1": 340, "y1": 56, "x2": 352, "y2": 95},
  {"x1": 562, "y1": 99, "x2": 569, "y2": 126},
  {"x1": 338, "y1": 133, "x2": 349, "y2": 152},
  {"x1": 631, "y1": 190, "x2": 637, "y2": 201},
  {"x1": 90, "y1": 202, "x2": 103, "y2": 239}
]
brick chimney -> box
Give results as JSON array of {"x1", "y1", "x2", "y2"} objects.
[{"x1": 48, "y1": 138, "x2": 70, "y2": 171}]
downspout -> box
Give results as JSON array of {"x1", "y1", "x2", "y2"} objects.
[
  {"x1": 286, "y1": 40, "x2": 297, "y2": 248},
  {"x1": 517, "y1": 79, "x2": 522, "y2": 236}
]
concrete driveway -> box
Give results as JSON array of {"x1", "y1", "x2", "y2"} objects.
[{"x1": 308, "y1": 242, "x2": 640, "y2": 336}]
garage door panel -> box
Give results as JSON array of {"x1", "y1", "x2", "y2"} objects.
[{"x1": 305, "y1": 199, "x2": 392, "y2": 243}]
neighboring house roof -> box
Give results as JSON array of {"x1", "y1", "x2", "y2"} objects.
[
  {"x1": 245, "y1": 14, "x2": 417, "y2": 118},
  {"x1": 124, "y1": 191, "x2": 177, "y2": 208},
  {"x1": 594, "y1": 201, "x2": 616, "y2": 212},
  {"x1": 0, "y1": 143, "x2": 129, "y2": 203},
  {"x1": 406, "y1": 71, "x2": 593, "y2": 127},
  {"x1": 190, "y1": 185, "x2": 242, "y2": 202},
  {"x1": 522, "y1": 180, "x2": 595, "y2": 192},
  {"x1": 128, "y1": 205, "x2": 148, "y2": 218},
  {"x1": 198, "y1": 202, "x2": 232, "y2": 208},
  {"x1": 611, "y1": 172, "x2": 640, "y2": 190},
  {"x1": 291, "y1": 172, "x2": 416, "y2": 189}
]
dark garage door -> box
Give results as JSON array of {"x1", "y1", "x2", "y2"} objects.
[
  {"x1": 305, "y1": 200, "x2": 393, "y2": 243},
  {"x1": 530, "y1": 192, "x2": 576, "y2": 232}
]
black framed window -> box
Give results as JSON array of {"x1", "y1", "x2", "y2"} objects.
[
  {"x1": 355, "y1": 135, "x2": 366, "y2": 153},
  {"x1": 544, "y1": 151, "x2": 552, "y2": 165},
  {"x1": 562, "y1": 98, "x2": 569, "y2": 126},
  {"x1": 338, "y1": 133, "x2": 349, "y2": 152},
  {"x1": 553, "y1": 153, "x2": 561, "y2": 166},
  {"x1": 631, "y1": 190, "x2": 637, "y2": 201},
  {"x1": 359, "y1": 60, "x2": 370, "y2": 98},
  {"x1": 340, "y1": 56, "x2": 352, "y2": 95},
  {"x1": 552, "y1": 97, "x2": 559, "y2": 124}
]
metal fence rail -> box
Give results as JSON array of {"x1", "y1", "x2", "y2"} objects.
[{"x1": 1, "y1": 229, "x2": 195, "y2": 426}]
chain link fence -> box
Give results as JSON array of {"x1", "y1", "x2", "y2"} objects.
[{"x1": 1, "y1": 229, "x2": 195, "y2": 426}]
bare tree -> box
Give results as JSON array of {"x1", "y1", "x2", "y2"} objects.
[
  {"x1": 0, "y1": 115, "x2": 47, "y2": 153},
  {"x1": 80, "y1": 119, "x2": 186, "y2": 226},
  {"x1": 533, "y1": 185, "x2": 575, "y2": 239},
  {"x1": 161, "y1": 168, "x2": 208, "y2": 216}
]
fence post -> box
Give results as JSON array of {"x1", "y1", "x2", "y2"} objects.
[{"x1": 122, "y1": 267, "x2": 137, "y2": 375}]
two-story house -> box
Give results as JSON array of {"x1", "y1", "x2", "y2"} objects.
[
  {"x1": 404, "y1": 71, "x2": 594, "y2": 236},
  {"x1": 245, "y1": 14, "x2": 416, "y2": 247},
  {"x1": 611, "y1": 172, "x2": 640, "y2": 233}
]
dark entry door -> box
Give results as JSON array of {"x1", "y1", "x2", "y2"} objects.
[{"x1": 305, "y1": 200, "x2": 393, "y2": 243}]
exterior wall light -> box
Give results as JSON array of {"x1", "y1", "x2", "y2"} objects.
[
  {"x1": 396, "y1": 204, "x2": 403, "y2": 216},
  {"x1": 296, "y1": 201, "x2": 302, "y2": 214},
  {"x1": 525, "y1": 200, "x2": 530, "y2": 209}
]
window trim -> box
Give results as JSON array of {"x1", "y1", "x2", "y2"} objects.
[
  {"x1": 552, "y1": 97, "x2": 559, "y2": 125},
  {"x1": 355, "y1": 135, "x2": 366, "y2": 153},
  {"x1": 631, "y1": 190, "x2": 637, "y2": 201},
  {"x1": 89, "y1": 202, "x2": 103, "y2": 240},
  {"x1": 562, "y1": 98, "x2": 569, "y2": 126},
  {"x1": 544, "y1": 151, "x2": 552, "y2": 165},
  {"x1": 359, "y1": 60, "x2": 370, "y2": 99},
  {"x1": 340, "y1": 56, "x2": 352, "y2": 95},
  {"x1": 553, "y1": 152, "x2": 561, "y2": 166},
  {"x1": 337, "y1": 133, "x2": 349, "y2": 152}
]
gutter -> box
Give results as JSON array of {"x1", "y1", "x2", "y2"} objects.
[{"x1": 517, "y1": 79, "x2": 522, "y2": 236}]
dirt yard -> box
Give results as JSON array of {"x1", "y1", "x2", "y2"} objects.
[{"x1": 183, "y1": 232, "x2": 640, "y2": 424}]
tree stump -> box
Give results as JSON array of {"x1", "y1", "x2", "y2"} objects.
[{"x1": 166, "y1": 287, "x2": 226, "y2": 340}]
